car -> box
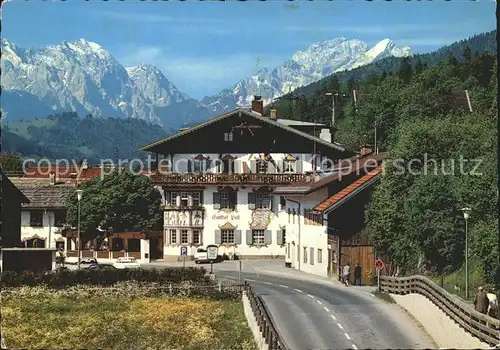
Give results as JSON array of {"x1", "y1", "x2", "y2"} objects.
[
  {"x1": 80, "y1": 258, "x2": 99, "y2": 269},
  {"x1": 194, "y1": 248, "x2": 210, "y2": 264},
  {"x1": 112, "y1": 257, "x2": 141, "y2": 269}
]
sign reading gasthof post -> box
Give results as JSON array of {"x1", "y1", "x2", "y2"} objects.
[{"x1": 207, "y1": 245, "x2": 218, "y2": 261}]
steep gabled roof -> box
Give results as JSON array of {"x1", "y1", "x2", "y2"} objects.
[
  {"x1": 139, "y1": 108, "x2": 348, "y2": 153},
  {"x1": 313, "y1": 165, "x2": 384, "y2": 214},
  {"x1": 1, "y1": 169, "x2": 30, "y2": 204}
]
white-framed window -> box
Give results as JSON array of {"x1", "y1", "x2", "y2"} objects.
[
  {"x1": 170, "y1": 192, "x2": 178, "y2": 206},
  {"x1": 192, "y1": 192, "x2": 201, "y2": 207},
  {"x1": 193, "y1": 160, "x2": 202, "y2": 172},
  {"x1": 181, "y1": 229, "x2": 188, "y2": 244},
  {"x1": 221, "y1": 229, "x2": 235, "y2": 244},
  {"x1": 224, "y1": 132, "x2": 233, "y2": 141},
  {"x1": 256, "y1": 192, "x2": 271, "y2": 209},
  {"x1": 318, "y1": 249, "x2": 323, "y2": 263},
  {"x1": 180, "y1": 192, "x2": 189, "y2": 207},
  {"x1": 193, "y1": 230, "x2": 201, "y2": 245},
  {"x1": 257, "y1": 160, "x2": 268, "y2": 174},
  {"x1": 283, "y1": 160, "x2": 296, "y2": 173},
  {"x1": 169, "y1": 229, "x2": 177, "y2": 244},
  {"x1": 303, "y1": 247, "x2": 308, "y2": 263},
  {"x1": 252, "y1": 230, "x2": 265, "y2": 245}
]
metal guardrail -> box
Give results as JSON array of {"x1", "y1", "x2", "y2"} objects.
[
  {"x1": 244, "y1": 281, "x2": 286, "y2": 350},
  {"x1": 380, "y1": 275, "x2": 500, "y2": 347}
]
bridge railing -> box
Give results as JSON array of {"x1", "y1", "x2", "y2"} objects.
[
  {"x1": 244, "y1": 281, "x2": 286, "y2": 350},
  {"x1": 380, "y1": 275, "x2": 500, "y2": 347}
]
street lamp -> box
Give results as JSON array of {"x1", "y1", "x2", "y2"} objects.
[
  {"x1": 461, "y1": 207, "x2": 471, "y2": 299},
  {"x1": 76, "y1": 189, "x2": 83, "y2": 270}
]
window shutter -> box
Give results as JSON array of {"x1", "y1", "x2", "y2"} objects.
[
  {"x1": 267, "y1": 161, "x2": 276, "y2": 174},
  {"x1": 234, "y1": 159, "x2": 242, "y2": 174},
  {"x1": 231, "y1": 191, "x2": 238, "y2": 210},
  {"x1": 187, "y1": 160, "x2": 192, "y2": 172},
  {"x1": 248, "y1": 192, "x2": 256, "y2": 210},
  {"x1": 264, "y1": 230, "x2": 272, "y2": 245},
  {"x1": 205, "y1": 159, "x2": 211, "y2": 172},
  {"x1": 234, "y1": 230, "x2": 242, "y2": 245},
  {"x1": 276, "y1": 230, "x2": 284, "y2": 246},
  {"x1": 213, "y1": 192, "x2": 221, "y2": 210},
  {"x1": 310, "y1": 247, "x2": 314, "y2": 265},
  {"x1": 214, "y1": 230, "x2": 222, "y2": 244},
  {"x1": 176, "y1": 195, "x2": 181, "y2": 207},
  {"x1": 246, "y1": 230, "x2": 253, "y2": 245},
  {"x1": 165, "y1": 230, "x2": 170, "y2": 245},
  {"x1": 250, "y1": 159, "x2": 257, "y2": 173},
  {"x1": 296, "y1": 158, "x2": 303, "y2": 173},
  {"x1": 188, "y1": 194, "x2": 193, "y2": 207}
]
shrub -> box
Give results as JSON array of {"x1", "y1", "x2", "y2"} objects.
[{"x1": 0, "y1": 267, "x2": 209, "y2": 288}]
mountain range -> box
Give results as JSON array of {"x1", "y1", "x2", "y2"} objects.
[{"x1": 1, "y1": 37, "x2": 411, "y2": 129}]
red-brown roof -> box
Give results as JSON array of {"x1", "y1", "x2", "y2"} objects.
[
  {"x1": 313, "y1": 165, "x2": 384, "y2": 213},
  {"x1": 273, "y1": 153, "x2": 386, "y2": 195}
]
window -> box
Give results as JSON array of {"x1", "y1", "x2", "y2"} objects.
[
  {"x1": 180, "y1": 192, "x2": 189, "y2": 207},
  {"x1": 252, "y1": 230, "x2": 265, "y2": 245},
  {"x1": 54, "y1": 210, "x2": 66, "y2": 227},
  {"x1": 221, "y1": 230, "x2": 235, "y2": 244},
  {"x1": 30, "y1": 211, "x2": 43, "y2": 227},
  {"x1": 169, "y1": 229, "x2": 177, "y2": 244},
  {"x1": 310, "y1": 247, "x2": 314, "y2": 265},
  {"x1": 170, "y1": 192, "x2": 178, "y2": 206},
  {"x1": 283, "y1": 160, "x2": 296, "y2": 173},
  {"x1": 287, "y1": 243, "x2": 291, "y2": 259},
  {"x1": 193, "y1": 230, "x2": 201, "y2": 245},
  {"x1": 192, "y1": 192, "x2": 201, "y2": 207},
  {"x1": 303, "y1": 247, "x2": 308, "y2": 263},
  {"x1": 128, "y1": 238, "x2": 141, "y2": 252},
  {"x1": 193, "y1": 160, "x2": 203, "y2": 172},
  {"x1": 112, "y1": 238, "x2": 124, "y2": 251},
  {"x1": 256, "y1": 160, "x2": 268, "y2": 174},
  {"x1": 292, "y1": 208, "x2": 296, "y2": 224},
  {"x1": 56, "y1": 241, "x2": 65, "y2": 251},
  {"x1": 288, "y1": 208, "x2": 291, "y2": 223},
  {"x1": 281, "y1": 229, "x2": 286, "y2": 245},
  {"x1": 304, "y1": 209, "x2": 322, "y2": 226},
  {"x1": 224, "y1": 132, "x2": 233, "y2": 141},
  {"x1": 256, "y1": 192, "x2": 271, "y2": 209},
  {"x1": 318, "y1": 249, "x2": 323, "y2": 263},
  {"x1": 181, "y1": 229, "x2": 188, "y2": 244},
  {"x1": 215, "y1": 191, "x2": 236, "y2": 210},
  {"x1": 279, "y1": 196, "x2": 286, "y2": 210}
]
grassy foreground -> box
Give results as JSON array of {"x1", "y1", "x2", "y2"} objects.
[{"x1": 1, "y1": 293, "x2": 258, "y2": 350}]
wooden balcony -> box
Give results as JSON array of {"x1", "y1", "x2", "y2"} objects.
[{"x1": 150, "y1": 172, "x2": 308, "y2": 186}]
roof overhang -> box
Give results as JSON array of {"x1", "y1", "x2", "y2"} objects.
[{"x1": 138, "y1": 108, "x2": 349, "y2": 154}]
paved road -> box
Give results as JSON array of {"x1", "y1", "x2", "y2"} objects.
[{"x1": 217, "y1": 270, "x2": 436, "y2": 350}]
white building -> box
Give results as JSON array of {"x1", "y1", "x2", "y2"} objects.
[
  {"x1": 140, "y1": 96, "x2": 356, "y2": 261},
  {"x1": 274, "y1": 153, "x2": 385, "y2": 282}
]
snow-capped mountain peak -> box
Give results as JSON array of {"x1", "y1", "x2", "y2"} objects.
[{"x1": 201, "y1": 37, "x2": 412, "y2": 114}]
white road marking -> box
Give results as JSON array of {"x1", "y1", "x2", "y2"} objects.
[
  {"x1": 225, "y1": 276, "x2": 237, "y2": 279},
  {"x1": 278, "y1": 284, "x2": 288, "y2": 288},
  {"x1": 323, "y1": 306, "x2": 329, "y2": 312},
  {"x1": 330, "y1": 314, "x2": 337, "y2": 321},
  {"x1": 352, "y1": 344, "x2": 358, "y2": 349},
  {"x1": 337, "y1": 323, "x2": 344, "y2": 330},
  {"x1": 246, "y1": 279, "x2": 256, "y2": 282},
  {"x1": 316, "y1": 300, "x2": 323, "y2": 305},
  {"x1": 344, "y1": 333, "x2": 351, "y2": 340},
  {"x1": 294, "y1": 288, "x2": 303, "y2": 293},
  {"x1": 263, "y1": 281, "x2": 273, "y2": 285},
  {"x1": 307, "y1": 294, "x2": 315, "y2": 298}
]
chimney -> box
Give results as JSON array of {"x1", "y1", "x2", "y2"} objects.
[
  {"x1": 49, "y1": 172, "x2": 56, "y2": 186},
  {"x1": 359, "y1": 144, "x2": 374, "y2": 156},
  {"x1": 270, "y1": 109, "x2": 277, "y2": 119},
  {"x1": 251, "y1": 95, "x2": 263, "y2": 115},
  {"x1": 319, "y1": 128, "x2": 332, "y2": 143}
]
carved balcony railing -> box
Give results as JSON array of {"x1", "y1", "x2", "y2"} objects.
[{"x1": 150, "y1": 172, "x2": 308, "y2": 186}]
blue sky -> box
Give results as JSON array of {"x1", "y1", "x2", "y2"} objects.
[{"x1": 3, "y1": 0, "x2": 496, "y2": 99}]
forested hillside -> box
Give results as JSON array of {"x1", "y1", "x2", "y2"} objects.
[
  {"x1": 2, "y1": 113, "x2": 169, "y2": 163},
  {"x1": 267, "y1": 30, "x2": 498, "y2": 288}
]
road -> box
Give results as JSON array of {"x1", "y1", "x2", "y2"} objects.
[{"x1": 146, "y1": 260, "x2": 437, "y2": 350}]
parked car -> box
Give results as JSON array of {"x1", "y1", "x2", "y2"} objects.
[
  {"x1": 112, "y1": 257, "x2": 140, "y2": 269},
  {"x1": 80, "y1": 258, "x2": 99, "y2": 269},
  {"x1": 194, "y1": 248, "x2": 209, "y2": 264}
]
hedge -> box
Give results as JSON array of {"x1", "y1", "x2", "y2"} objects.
[{"x1": 0, "y1": 267, "x2": 209, "y2": 288}]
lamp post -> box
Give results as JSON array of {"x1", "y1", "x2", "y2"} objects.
[
  {"x1": 461, "y1": 207, "x2": 471, "y2": 299},
  {"x1": 76, "y1": 189, "x2": 83, "y2": 270}
]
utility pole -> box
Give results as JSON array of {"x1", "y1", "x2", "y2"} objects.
[
  {"x1": 374, "y1": 121, "x2": 377, "y2": 155},
  {"x1": 325, "y1": 92, "x2": 346, "y2": 127}
]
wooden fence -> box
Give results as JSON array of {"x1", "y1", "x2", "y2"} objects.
[
  {"x1": 380, "y1": 275, "x2": 500, "y2": 347},
  {"x1": 244, "y1": 282, "x2": 286, "y2": 350}
]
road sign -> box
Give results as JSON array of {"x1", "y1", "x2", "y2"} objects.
[
  {"x1": 374, "y1": 259, "x2": 384, "y2": 271},
  {"x1": 180, "y1": 246, "x2": 188, "y2": 257},
  {"x1": 207, "y1": 245, "x2": 218, "y2": 261}
]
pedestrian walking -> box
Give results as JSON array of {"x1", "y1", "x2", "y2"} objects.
[
  {"x1": 343, "y1": 263, "x2": 350, "y2": 286},
  {"x1": 354, "y1": 263, "x2": 362, "y2": 286},
  {"x1": 473, "y1": 286, "x2": 489, "y2": 314}
]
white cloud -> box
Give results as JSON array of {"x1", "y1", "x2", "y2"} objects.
[{"x1": 120, "y1": 45, "x2": 284, "y2": 98}]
